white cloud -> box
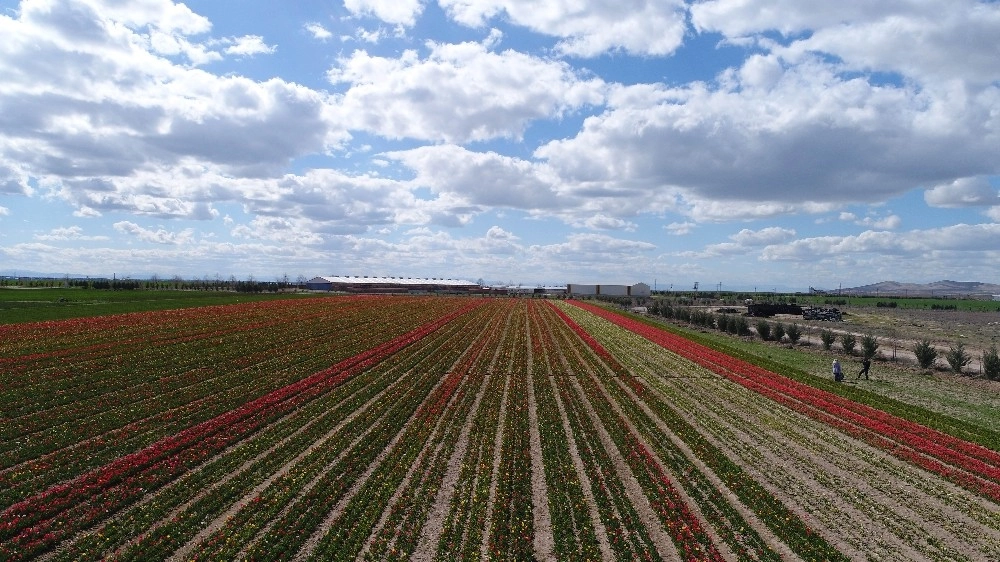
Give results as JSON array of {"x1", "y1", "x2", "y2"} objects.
[
  {"x1": 0, "y1": 206, "x2": 9, "y2": 216},
  {"x1": 344, "y1": 0, "x2": 424, "y2": 27},
  {"x1": 34, "y1": 226, "x2": 109, "y2": 241},
  {"x1": 328, "y1": 42, "x2": 605, "y2": 143},
  {"x1": 438, "y1": 0, "x2": 688, "y2": 57},
  {"x1": 223, "y1": 35, "x2": 276, "y2": 57},
  {"x1": 729, "y1": 227, "x2": 796, "y2": 246},
  {"x1": 534, "y1": 53, "x2": 999, "y2": 213},
  {"x1": 925, "y1": 177, "x2": 999, "y2": 208},
  {"x1": 0, "y1": 0, "x2": 342, "y2": 190},
  {"x1": 230, "y1": 216, "x2": 323, "y2": 245},
  {"x1": 304, "y1": 22, "x2": 332, "y2": 41},
  {"x1": 385, "y1": 145, "x2": 560, "y2": 216},
  {"x1": 665, "y1": 221, "x2": 696, "y2": 235},
  {"x1": 113, "y1": 221, "x2": 195, "y2": 244},
  {"x1": 577, "y1": 214, "x2": 637, "y2": 231},
  {"x1": 761, "y1": 223, "x2": 1000, "y2": 261}
]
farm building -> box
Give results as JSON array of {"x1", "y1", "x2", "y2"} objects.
[
  {"x1": 305, "y1": 276, "x2": 479, "y2": 294},
  {"x1": 567, "y1": 282, "x2": 651, "y2": 297}
]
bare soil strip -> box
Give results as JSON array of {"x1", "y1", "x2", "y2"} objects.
[
  {"x1": 409, "y1": 373, "x2": 493, "y2": 562},
  {"x1": 525, "y1": 329, "x2": 557, "y2": 560},
  {"x1": 477, "y1": 369, "x2": 513, "y2": 559}
]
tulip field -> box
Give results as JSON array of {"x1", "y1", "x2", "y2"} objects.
[{"x1": 3, "y1": 295, "x2": 1000, "y2": 561}]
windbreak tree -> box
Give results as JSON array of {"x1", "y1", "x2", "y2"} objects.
[
  {"x1": 861, "y1": 333, "x2": 879, "y2": 361},
  {"x1": 820, "y1": 330, "x2": 836, "y2": 351},
  {"x1": 756, "y1": 320, "x2": 771, "y2": 341},
  {"x1": 785, "y1": 324, "x2": 802, "y2": 344},
  {"x1": 772, "y1": 323, "x2": 786, "y2": 343},
  {"x1": 912, "y1": 340, "x2": 938, "y2": 369},
  {"x1": 841, "y1": 333, "x2": 857, "y2": 355},
  {"x1": 983, "y1": 345, "x2": 1000, "y2": 381},
  {"x1": 945, "y1": 342, "x2": 972, "y2": 374}
]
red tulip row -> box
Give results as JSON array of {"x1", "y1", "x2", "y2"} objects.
[
  {"x1": 0, "y1": 298, "x2": 484, "y2": 560},
  {"x1": 568, "y1": 300, "x2": 1000, "y2": 505}
]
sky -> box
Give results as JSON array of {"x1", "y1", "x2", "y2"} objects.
[{"x1": 1, "y1": 0, "x2": 998, "y2": 290}]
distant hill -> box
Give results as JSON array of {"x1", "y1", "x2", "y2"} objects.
[{"x1": 837, "y1": 280, "x2": 1000, "y2": 297}]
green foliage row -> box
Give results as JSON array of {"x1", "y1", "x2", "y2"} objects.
[{"x1": 0, "y1": 288, "x2": 313, "y2": 325}]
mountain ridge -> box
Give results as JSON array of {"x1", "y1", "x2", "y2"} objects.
[{"x1": 837, "y1": 280, "x2": 1000, "y2": 297}]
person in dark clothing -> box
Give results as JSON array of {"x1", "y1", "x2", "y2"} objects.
[{"x1": 857, "y1": 358, "x2": 871, "y2": 380}]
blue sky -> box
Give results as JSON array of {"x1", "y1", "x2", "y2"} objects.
[{"x1": 1, "y1": 0, "x2": 998, "y2": 290}]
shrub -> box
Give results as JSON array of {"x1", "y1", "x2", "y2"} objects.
[
  {"x1": 912, "y1": 340, "x2": 938, "y2": 369},
  {"x1": 755, "y1": 320, "x2": 771, "y2": 341},
  {"x1": 734, "y1": 316, "x2": 751, "y2": 336},
  {"x1": 841, "y1": 333, "x2": 857, "y2": 355},
  {"x1": 945, "y1": 342, "x2": 972, "y2": 374},
  {"x1": 785, "y1": 323, "x2": 802, "y2": 344},
  {"x1": 860, "y1": 333, "x2": 879, "y2": 361},
  {"x1": 772, "y1": 323, "x2": 786, "y2": 343},
  {"x1": 820, "y1": 330, "x2": 836, "y2": 351},
  {"x1": 983, "y1": 345, "x2": 1000, "y2": 381}
]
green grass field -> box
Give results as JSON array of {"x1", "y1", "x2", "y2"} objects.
[
  {"x1": 796, "y1": 294, "x2": 1000, "y2": 311},
  {"x1": 0, "y1": 287, "x2": 316, "y2": 325}
]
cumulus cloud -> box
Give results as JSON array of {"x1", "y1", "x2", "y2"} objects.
[
  {"x1": 535, "y1": 52, "x2": 998, "y2": 213},
  {"x1": 328, "y1": 42, "x2": 606, "y2": 143},
  {"x1": 34, "y1": 226, "x2": 109, "y2": 241},
  {"x1": 761, "y1": 223, "x2": 1000, "y2": 261},
  {"x1": 223, "y1": 35, "x2": 276, "y2": 57},
  {"x1": 925, "y1": 177, "x2": 999, "y2": 207},
  {"x1": 438, "y1": 0, "x2": 688, "y2": 57},
  {"x1": 113, "y1": 220, "x2": 195, "y2": 244},
  {"x1": 0, "y1": 0, "x2": 341, "y2": 194},
  {"x1": 385, "y1": 144, "x2": 561, "y2": 212},
  {"x1": 304, "y1": 22, "x2": 332, "y2": 41},
  {"x1": 665, "y1": 222, "x2": 696, "y2": 235},
  {"x1": 729, "y1": 227, "x2": 797, "y2": 246},
  {"x1": 344, "y1": 0, "x2": 424, "y2": 27}
]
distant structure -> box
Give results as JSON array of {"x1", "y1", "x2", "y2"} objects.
[
  {"x1": 305, "y1": 275, "x2": 479, "y2": 294},
  {"x1": 567, "y1": 282, "x2": 651, "y2": 297}
]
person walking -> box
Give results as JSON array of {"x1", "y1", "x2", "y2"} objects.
[
  {"x1": 833, "y1": 359, "x2": 843, "y2": 382},
  {"x1": 858, "y1": 358, "x2": 871, "y2": 380}
]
